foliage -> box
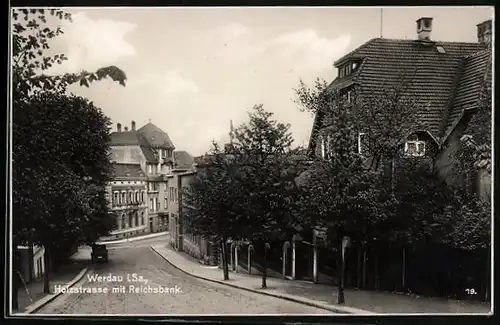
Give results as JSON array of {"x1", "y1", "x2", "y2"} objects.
[
  {"x1": 183, "y1": 142, "x2": 246, "y2": 243},
  {"x1": 12, "y1": 8, "x2": 127, "y2": 99},
  {"x1": 13, "y1": 92, "x2": 116, "y2": 248},
  {"x1": 232, "y1": 104, "x2": 297, "y2": 242},
  {"x1": 294, "y1": 79, "x2": 393, "y2": 246}
]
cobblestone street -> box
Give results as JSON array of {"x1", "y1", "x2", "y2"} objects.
[{"x1": 36, "y1": 244, "x2": 334, "y2": 315}]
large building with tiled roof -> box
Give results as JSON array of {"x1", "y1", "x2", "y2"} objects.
[
  {"x1": 105, "y1": 120, "x2": 196, "y2": 239},
  {"x1": 309, "y1": 17, "x2": 492, "y2": 199},
  {"x1": 103, "y1": 163, "x2": 149, "y2": 240}
]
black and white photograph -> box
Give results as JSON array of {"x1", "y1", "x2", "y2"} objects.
[{"x1": 9, "y1": 6, "x2": 493, "y2": 317}]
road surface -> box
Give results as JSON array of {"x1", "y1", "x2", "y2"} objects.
[{"x1": 36, "y1": 236, "x2": 333, "y2": 315}]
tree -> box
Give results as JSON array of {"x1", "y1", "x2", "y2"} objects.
[
  {"x1": 294, "y1": 79, "x2": 392, "y2": 244},
  {"x1": 11, "y1": 8, "x2": 126, "y2": 309},
  {"x1": 12, "y1": 9, "x2": 127, "y2": 100},
  {"x1": 183, "y1": 142, "x2": 247, "y2": 281},
  {"x1": 232, "y1": 104, "x2": 296, "y2": 288},
  {"x1": 13, "y1": 92, "x2": 116, "y2": 295}
]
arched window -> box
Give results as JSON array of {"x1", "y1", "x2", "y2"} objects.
[
  {"x1": 121, "y1": 214, "x2": 126, "y2": 229},
  {"x1": 141, "y1": 191, "x2": 145, "y2": 203},
  {"x1": 121, "y1": 192, "x2": 126, "y2": 205},
  {"x1": 135, "y1": 212, "x2": 139, "y2": 227},
  {"x1": 141, "y1": 212, "x2": 145, "y2": 225},
  {"x1": 135, "y1": 191, "x2": 139, "y2": 203}
]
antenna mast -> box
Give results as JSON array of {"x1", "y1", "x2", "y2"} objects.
[{"x1": 229, "y1": 120, "x2": 234, "y2": 144}]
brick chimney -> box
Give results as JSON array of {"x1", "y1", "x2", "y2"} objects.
[
  {"x1": 117, "y1": 123, "x2": 122, "y2": 132},
  {"x1": 124, "y1": 126, "x2": 129, "y2": 131},
  {"x1": 416, "y1": 17, "x2": 433, "y2": 41},
  {"x1": 131, "y1": 121, "x2": 136, "y2": 131},
  {"x1": 477, "y1": 20, "x2": 492, "y2": 44}
]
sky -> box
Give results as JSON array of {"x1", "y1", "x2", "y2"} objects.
[{"x1": 29, "y1": 6, "x2": 494, "y2": 156}]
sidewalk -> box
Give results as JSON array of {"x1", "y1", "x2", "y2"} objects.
[
  {"x1": 96, "y1": 231, "x2": 168, "y2": 245},
  {"x1": 151, "y1": 244, "x2": 491, "y2": 315},
  {"x1": 15, "y1": 248, "x2": 90, "y2": 313}
]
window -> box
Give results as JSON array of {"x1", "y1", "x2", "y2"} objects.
[
  {"x1": 162, "y1": 150, "x2": 167, "y2": 158},
  {"x1": 113, "y1": 192, "x2": 119, "y2": 207},
  {"x1": 150, "y1": 198, "x2": 154, "y2": 211},
  {"x1": 121, "y1": 192, "x2": 126, "y2": 205},
  {"x1": 135, "y1": 191, "x2": 139, "y2": 203},
  {"x1": 121, "y1": 214, "x2": 126, "y2": 229},
  {"x1": 148, "y1": 165, "x2": 152, "y2": 175},
  {"x1": 358, "y1": 133, "x2": 366, "y2": 155},
  {"x1": 320, "y1": 136, "x2": 326, "y2": 159},
  {"x1": 174, "y1": 188, "x2": 178, "y2": 202},
  {"x1": 135, "y1": 213, "x2": 139, "y2": 227},
  {"x1": 164, "y1": 198, "x2": 168, "y2": 209},
  {"x1": 347, "y1": 90, "x2": 353, "y2": 103},
  {"x1": 129, "y1": 213, "x2": 133, "y2": 228},
  {"x1": 141, "y1": 191, "x2": 145, "y2": 203},
  {"x1": 141, "y1": 213, "x2": 145, "y2": 225},
  {"x1": 148, "y1": 183, "x2": 152, "y2": 191},
  {"x1": 404, "y1": 141, "x2": 426, "y2": 157}
]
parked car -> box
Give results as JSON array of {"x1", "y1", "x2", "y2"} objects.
[{"x1": 91, "y1": 244, "x2": 108, "y2": 263}]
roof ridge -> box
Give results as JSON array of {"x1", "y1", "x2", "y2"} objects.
[{"x1": 464, "y1": 46, "x2": 491, "y2": 59}]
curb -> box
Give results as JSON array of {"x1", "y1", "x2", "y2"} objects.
[
  {"x1": 150, "y1": 246, "x2": 372, "y2": 315},
  {"x1": 22, "y1": 267, "x2": 90, "y2": 314},
  {"x1": 96, "y1": 232, "x2": 168, "y2": 245}
]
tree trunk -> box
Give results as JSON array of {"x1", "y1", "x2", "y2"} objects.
[
  {"x1": 362, "y1": 249, "x2": 367, "y2": 288},
  {"x1": 12, "y1": 246, "x2": 20, "y2": 311},
  {"x1": 43, "y1": 247, "x2": 51, "y2": 293},
  {"x1": 374, "y1": 249, "x2": 380, "y2": 290},
  {"x1": 262, "y1": 244, "x2": 268, "y2": 289},
  {"x1": 485, "y1": 246, "x2": 491, "y2": 302},
  {"x1": 220, "y1": 240, "x2": 229, "y2": 280},
  {"x1": 357, "y1": 245, "x2": 362, "y2": 288},
  {"x1": 402, "y1": 246, "x2": 406, "y2": 292}
]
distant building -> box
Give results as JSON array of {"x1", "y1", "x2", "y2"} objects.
[
  {"x1": 104, "y1": 163, "x2": 148, "y2": 239},
  {"x1": 106, "y1": 121, "x2": 180, "y2": 239},
  {"x1": 16, "y1": 245, "x2": 45, "y2": 284}
]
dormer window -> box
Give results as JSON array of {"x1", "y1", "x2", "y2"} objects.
[
  {"x1": 338, "y1": 59, "x2": 361, "y2": 78},
  {"x1": 404, "y1": 141, "x2": 426, "y2": 157}
]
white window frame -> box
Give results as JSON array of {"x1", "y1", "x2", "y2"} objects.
[
  {"x1": 320, "y1": 136, "x2": 326, "y2": 159},
  {"x1": 358, "y1": 133, "x2": 365, "y2": 155},
  {"x1": 404, "y1": 140, "x2": 426, "y2": 157}
]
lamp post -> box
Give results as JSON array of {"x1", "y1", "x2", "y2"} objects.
[{"x1": 338, "y1": 236, "x2": 351, "y2": 305}]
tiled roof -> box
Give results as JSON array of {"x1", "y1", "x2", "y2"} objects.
[
  {"x1": 110, "y1": 131, "x2": 159, "y2": 163},
  {"x1": 173, "y1": 151, "x2": 195, "y2": 170},
  {"x1": 310, "y1": 38, "x2": 487, "y2": 151},
  {"x1": 112, "y1": 163, "x2": 146, "y2": 179},
  {"x1": 442, "y1": 49, "x2": 491, "y2": 141},
  {"x1": 138, "y1": 122, "x2": 175, "y2": 149}
]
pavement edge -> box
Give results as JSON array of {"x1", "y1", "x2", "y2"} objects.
[
  {"x1": 150, "y1": 246, "x2": 373, "y2": 315},
  {"x1": 23, "y1": 267, "x2": 90, "y2": 314}
]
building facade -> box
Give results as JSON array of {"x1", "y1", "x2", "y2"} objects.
[
  {"x1": 308, "y1": 17, "x2": 492, "y2": 199},
  {"x1": 106, "y1": 121, "x2": 178, "y2": 239},
  {"x1": 17, "y1": 245, "x2": 45, "y2": 284},
  {"x1": 104, "y1": 163, "x2": 149, "y2": 240}
]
